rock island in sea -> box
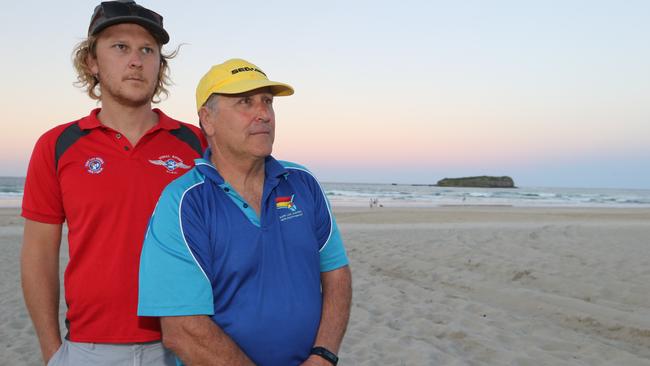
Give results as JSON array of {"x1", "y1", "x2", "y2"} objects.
[{"x1": 437, "y1": 176, "x2": 515, "y2": 188}]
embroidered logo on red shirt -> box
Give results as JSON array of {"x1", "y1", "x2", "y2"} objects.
[
  {"x1": 85, "y1": 157, "x2": 105, "y2": 174},
  {"x1": 149, "y1": 155, "x2": 191, "y2": 174}
]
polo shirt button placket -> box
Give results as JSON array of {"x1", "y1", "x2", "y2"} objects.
[{"x1": 110, "y1": 131, "x2": 131, "y2": 153}]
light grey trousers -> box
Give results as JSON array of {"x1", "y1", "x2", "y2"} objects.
[{"x1": 46, "y1": 339, "x2": 176, "y2": 366}]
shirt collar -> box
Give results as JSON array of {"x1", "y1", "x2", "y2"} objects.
[
  {"x1": 77, "y1": 108, "x2": 181, "y2": 131},
  {"x1": 195, "y1": 148, "x2": 288, "y2": 185}
]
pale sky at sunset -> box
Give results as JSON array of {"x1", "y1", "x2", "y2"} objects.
[{"x1": 1, "y1": 1, "x2": 649, "y2": 188}]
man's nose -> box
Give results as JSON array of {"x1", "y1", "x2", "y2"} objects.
[
  {"x1": 129, "y1": 51, "x2": 144, "y2": 68},
  {"x1": 255, "y1": 102, "x2": 272, "y2": 122}
]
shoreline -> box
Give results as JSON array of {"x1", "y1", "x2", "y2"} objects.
[{"x1": 7, "y1": 200, "x2": 650, "y2": 209}]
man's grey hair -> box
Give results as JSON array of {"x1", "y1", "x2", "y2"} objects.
[
  {"x1": 203, "y1": 94, "x2": 219, "y2": 112},
  {"x1": 198, "y1": 93, "x2": 219, "y2": 135}
]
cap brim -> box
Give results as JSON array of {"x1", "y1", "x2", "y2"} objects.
[
  {"x1": 213, "y1": 79, "x2": 294, "y2": 97},
  {"x1": 90, "y1": 16, "x2": 170, "y2": 44}
]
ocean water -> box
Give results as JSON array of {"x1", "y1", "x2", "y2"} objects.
[
  {"x1": 2, "y1": 177, "x2": 650, "y2": 208},
  {"x1": 0, "y1": 177, "x2": 24, "y2": 207},
  {"x1": 322, "y1": 182, "x2": 650, "y2": 208}
]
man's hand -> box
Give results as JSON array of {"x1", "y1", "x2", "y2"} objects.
[
  {"x1": 21, "y1": 219, "x2": 63, "y2": 365},
  {"x1": 303, "y1": 265, "x2": 352, "y2": 365}
]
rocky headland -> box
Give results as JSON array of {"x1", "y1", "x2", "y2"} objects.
[{"x1": 436, "y1": 176, "x2": 515, "y2": 188}]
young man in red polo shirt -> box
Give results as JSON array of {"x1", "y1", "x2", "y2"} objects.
[{"x1": 21, "y1": 1, "x2": 206, "y2": 365}]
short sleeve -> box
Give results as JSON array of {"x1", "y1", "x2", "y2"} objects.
[
  {"x1": 308, "y1": 173, "x2": 349, "y2": 272},
  {"x1": 21, "y1": 132, "x2": 65, "y2": 224},
  {"x1": 138, "y1": 181, "x2": 214, "y2": 316}
]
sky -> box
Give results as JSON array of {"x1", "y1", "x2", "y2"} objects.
[{"x1": 0, "y1": 1, "x2": 649, "y2": 188}]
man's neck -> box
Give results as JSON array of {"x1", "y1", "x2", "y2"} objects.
[
  {"x1": 211, "y1": 151, "x2": 267, "y2": 215},
  {"x1": 96, "y1": 100, "x2": 158, "y2": 146}
]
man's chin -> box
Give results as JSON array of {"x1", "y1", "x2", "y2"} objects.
[
  {"x1": 113, "y1": 93, "x2": 155, "y2": 108},
  {"x1": 254, "y1": 147, "x2": 273, "y2": 159},
  {"x1": 99, "y1": 85, "x2": 156, "y2": 108}
]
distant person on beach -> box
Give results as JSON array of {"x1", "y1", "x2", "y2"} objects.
[
  {"x1": 137, "y1": 58, "x2": 352, "y2": 366},
  {"x1": 20, "y1": 1, "x2": 205, "y2": 365}
]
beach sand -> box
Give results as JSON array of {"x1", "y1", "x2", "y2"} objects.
[{"x1": 2, "y1": 206, "x2": 650, "y2": 365}]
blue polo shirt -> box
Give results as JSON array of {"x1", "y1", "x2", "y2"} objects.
[{"x1": 138, "y1": 151, "x2": 348, "y2": 366}]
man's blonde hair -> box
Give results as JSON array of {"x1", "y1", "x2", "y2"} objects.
[{"x1": 72, "y1": 35, "x2": 177, "y2": 103}]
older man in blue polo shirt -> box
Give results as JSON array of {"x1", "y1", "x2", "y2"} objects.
[{"x1": 138, "y1": 59, "x2": 352, "y2": 366}]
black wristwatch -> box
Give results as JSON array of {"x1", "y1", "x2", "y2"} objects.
[{"x1": 310, "y1": 346, "x2": 339, "y2": 365}]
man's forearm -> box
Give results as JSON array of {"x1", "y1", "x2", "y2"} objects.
[
  {"x1": 161, "y1": 315, "x2": 254, "y2": 366},
  {"x1": 313, "y1": 266, "x2": 353, "y2": 353},
  {"x1": 21, "y1": 220, "x2": 63, "y2": 364}
]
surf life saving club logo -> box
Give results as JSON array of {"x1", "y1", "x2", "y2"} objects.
[
  {"x1": 85, "y1": 157, "x2": 104, "y2": 174},
  {"x1": 149, "y1": 155, "x2": 191, "y2": 174},
  {"x1": 276, "y1": 194, "x2": 303, "y2": 222}
]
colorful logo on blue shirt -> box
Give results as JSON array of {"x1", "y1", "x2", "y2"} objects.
[
  {"x1": 149, "y1": 155, "x2": 191, "y2": 174},
  {"x1": 276, "y1": 195, "x2": 298, "y2": 212},
  {"x1": 85, "y1": 157, "x2": 104, "y2": 174}
]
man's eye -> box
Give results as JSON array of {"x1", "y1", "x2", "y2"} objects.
[
  {"x1": 264, "y1": 98, "x2": 273, "y2": 105},
  {"x1": 239, "y1": 97, "x2": 252, "y2": 104},
  {"x1": 142, "y1": 47, "x2": 154, "y2": 54},
  {"x1": 113, "y1": 44, "x2": 127, "y2": 50}
]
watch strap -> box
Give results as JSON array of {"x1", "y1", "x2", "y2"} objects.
[{"x1": 310, "y1": 346, "x2": 339, "y2": 365}]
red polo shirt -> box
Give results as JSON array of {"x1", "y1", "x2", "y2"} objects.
[{"x1": 22, "y1": 108, "x2": 207, "y2": 343}]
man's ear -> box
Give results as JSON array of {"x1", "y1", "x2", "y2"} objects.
[
  {"x1": 198, "y1": 107, "x2": 216, "y2": 136},
  {"x1": 87, "y1": 53, "x2": 99, "y2": 77}
]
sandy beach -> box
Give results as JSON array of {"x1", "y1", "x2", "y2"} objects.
[{"x1": 2, "y1": 206, "x2": 649, "y2": 365}]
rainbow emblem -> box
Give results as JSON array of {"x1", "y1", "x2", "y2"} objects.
[{"x1": 276, "y1": 195, "x2": 297, "y2": 212}]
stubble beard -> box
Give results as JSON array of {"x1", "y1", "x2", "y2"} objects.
[{"x1": 100, "y1": 78, "x2": 157, "y2": 108}]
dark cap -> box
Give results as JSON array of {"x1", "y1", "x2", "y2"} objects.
[{"x1": 88, "y1": 1, "x2": 169, "y2": 44}]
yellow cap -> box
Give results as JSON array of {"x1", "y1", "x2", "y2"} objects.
[{"x1": 195, "y1": 58, "x2": 294, "y2": 111}]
